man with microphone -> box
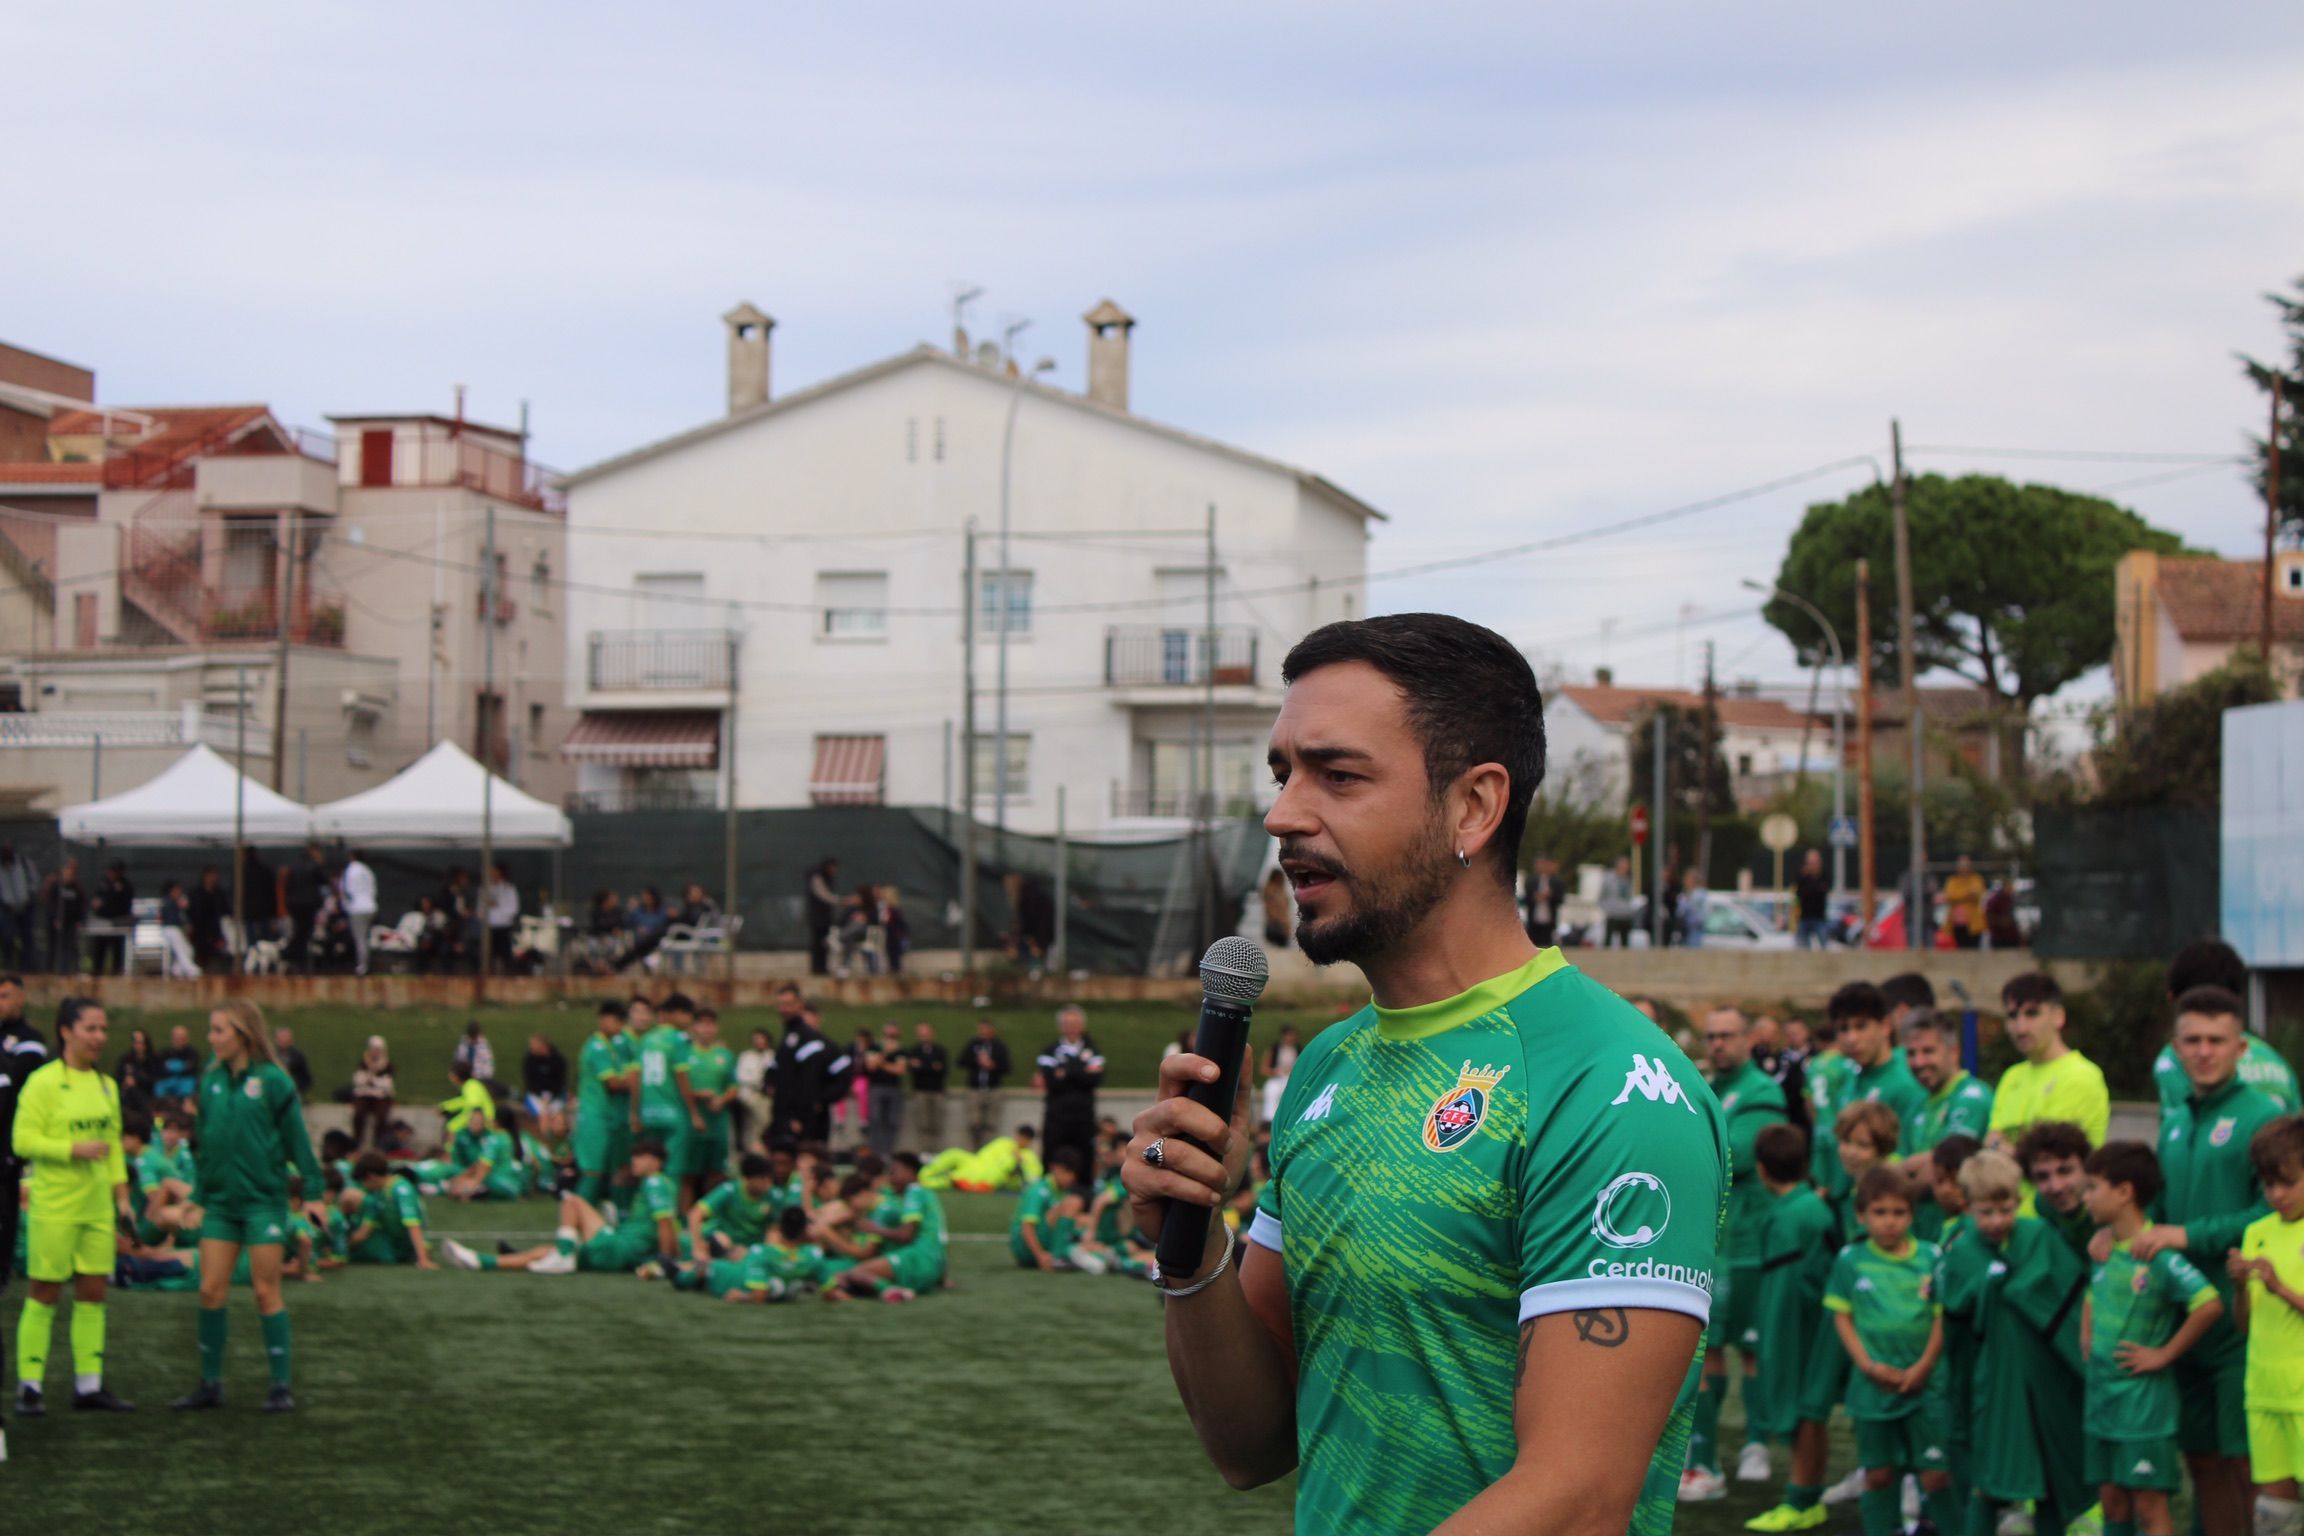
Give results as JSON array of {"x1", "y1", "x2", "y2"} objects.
[{"x1": 1125, "y1": 614, "x2": 1729, "y2": 1536}]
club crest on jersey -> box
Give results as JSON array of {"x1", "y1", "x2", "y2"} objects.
[
  {"x1": 2132, "y1": 1266, "x2": 2152, "y2": 1295},
  {"x1": 244, "y1": 1078, "x2": 265, "y2": 1100},
  {"x1": 1423, "y1": 1061, "x2": 1509, "y2": 1153},
  {"x1": 2211, "y1": 1117, "x2": 2237, "y2": 1148}
]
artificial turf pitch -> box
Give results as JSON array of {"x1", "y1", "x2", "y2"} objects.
[{"x1": 11, "y1": 1191, "x2": 1853, "y2": 1536}]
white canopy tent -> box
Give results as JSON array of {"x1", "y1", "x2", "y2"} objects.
[
  {"x1": 58, "y1": 743, "x2": 315, "y2": 845},
  {"x1": 309, "y1": 739, "x2": 572, "y2": 848}
]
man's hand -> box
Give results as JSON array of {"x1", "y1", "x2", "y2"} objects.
[
  {"x1": 1036, "y1": 1250, "x2": 1059, "y2": 1272},
  {"x1": 2115, "y1": 1340, "x2": 2173, "y2": 1375},
  {"x1": 70, "y1": 1139, "x2": 108, "y2": 1160},
  {"x1": 2130, "y1": 1224, "x2": 2185, "y2": 1259},
  {"x1": 415, "y1": 1254, "x2": 438, "y2": 1271},
  {"x1": 2230, "y1": 1252, "x2": 2267, "y2": 1283},
  {"x1": 1862, "y1": 1360, "x2": 1901, "y2": 1390},
  {"x1": 1121, "y1": 1045, "x2": 1253, "y2": 1257},
  {"x1": 690, "y1": 1111, "x2": 706, "y2": 1132}
]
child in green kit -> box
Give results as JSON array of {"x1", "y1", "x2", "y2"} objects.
[
  {"x1": 1745, "y1": 1123, "x2": 1842, "y2": 1533},
  {"x1": 2079, "y1": 1142, "x2": 2224, "y2": 1536},
  {"x1": 1924, "y1": 1134, "x2": 1982, "y2": 1511},
  {"x1": 1825, "y1": 1165, "x2": 1956, "y2": 1536},
  {"x1": 2229, "y1": 1117, "x2": 2304, "y2": 1536}
]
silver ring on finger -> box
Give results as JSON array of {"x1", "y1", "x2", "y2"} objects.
[{"x1": 1143, "y1": 1138, "x2": 1167, "y2": 1170}]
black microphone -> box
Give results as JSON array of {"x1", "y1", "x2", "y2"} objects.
[{"x1": 1156, "y1": 935, "x2": 1271, "y2": 1278}]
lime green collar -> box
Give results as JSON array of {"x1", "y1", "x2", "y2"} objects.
[{"x1": 1374, "y1": 949, "x2": 1567, "y2": 1041}]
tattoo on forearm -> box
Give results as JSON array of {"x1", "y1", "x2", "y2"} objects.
[
  {"x1": 1572, "y1": 1308, "x2": 1630, "y2": 1348},
  {"x1": 1515, "y1": 1320, "x2": 1536, "y2": 1388}
]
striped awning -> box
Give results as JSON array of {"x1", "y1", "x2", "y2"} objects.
[
  {"x1": 809, "y1": 734, "x2": 885, "y2": 805},
  {"x1": 560, "y1": 710, "x2": 719, "y2": 768}
]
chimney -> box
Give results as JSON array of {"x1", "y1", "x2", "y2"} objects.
[
  {"x1": 723, "y1": 303, "x2": 774, "y2": 415},
  {"x1": 1594, "y1": 666, "x2": 1614, "y2": 686},
  {"x1": 1082, "y1": 298, "x2": 1135, "y2": 411}
]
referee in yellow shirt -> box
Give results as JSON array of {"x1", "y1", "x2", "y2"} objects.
[
  {"x1": 12, "y1": 996, "x2": 134, "y2": 1414},
  {"x1": 1986, "y1": 972, "x2": 2109, "y2": 1153}
]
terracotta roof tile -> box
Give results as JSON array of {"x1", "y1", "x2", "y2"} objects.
[
  {"x1": 1557, "y1": 684, "x2": 1819, "y2": 732},
  {"x1": 2155, "y1": 557, "x2": 2304, "y2": 644}
]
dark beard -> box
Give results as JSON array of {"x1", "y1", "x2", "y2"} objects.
[{"x1": 1293, "y1": 818, "x2": 1458, "y2": 967}]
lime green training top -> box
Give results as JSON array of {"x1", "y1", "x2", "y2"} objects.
[
  {"x1": 13, "y1": 1059, "x2": 128, "y2": 1225},
  {"x1": 194, "y1": 1058, "x2": 323, "y2": 1206}
]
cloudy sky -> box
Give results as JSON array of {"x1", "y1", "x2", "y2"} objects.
[{"x1": 10, "y1": 3, "x2": 2301, "y2": 701}]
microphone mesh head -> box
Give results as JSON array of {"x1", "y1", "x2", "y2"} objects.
[{"x1": 1199, "y1": 936, "x2": 1270, "y2": 1004}]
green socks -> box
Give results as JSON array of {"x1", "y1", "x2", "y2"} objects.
[
  {"x1": 197, "y1": 1305, "x2": 228, "y2": 1383},
  {"x1": 68, "y1": 1300, "x2": 105, "y2": 1388},
  {"x1": 1966, "y1": 1498, "x2": 2001, "y2": 1536},
  {"x1": 1688, "y1": 1372, "x2": 1725, "y2": 1473},
  {"x1": 1740, "y1": 1367, "x2": 1771, "y2": 1451},
  {"x1": 1859, "y1": 1486, "x2": 1900, "y2": 1536},
  {"x1": 260, "y1": 1309, "x2": 293, "y2": 1388},
  {"x1": 1925, "y1": 1485, "x2": 1961, "y2": 1534},
  {"x1": 16, "y1": 1296, "x2": 55, "y2": 1387},
  {"x1": 1786, "y1": 1484, "x2": 1822, "y2": 1511}
]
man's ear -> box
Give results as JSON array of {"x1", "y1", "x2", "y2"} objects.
[{"x1": 1451, "y1": 762, "x2": 1512, "y2": 866}]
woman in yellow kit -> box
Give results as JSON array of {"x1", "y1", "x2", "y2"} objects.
[{"x1": 12, "y1": 995, "x2": 134, "y2": 1415}]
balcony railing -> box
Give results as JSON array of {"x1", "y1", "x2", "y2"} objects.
[
  {"x1": 1104, "y1": 624, "x2": 1259, "y2": 688},
  {"x1": 586, "y1": 630, "x2": 737, "y2": 692},
  {"x1": 0, "y1": 709, "x2": 267, "y2": 755}
]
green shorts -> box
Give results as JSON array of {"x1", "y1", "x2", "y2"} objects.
[
  {"x1": 2251, "y1": 1411, "x2": 2304, "y2": 1484},
  {"x1": 2175, "y1": 1333, "x2": 2248, "y2": 1458},
  {"x1": 579, "y1": 1229, "x2": 654, "y2": 1274},
  {"x1": 2084, "y1": 1434, "x2": 2181, "y2": 1492},
  {"x1": 701, "y1": 1257, "x2": 748, "y2": 1298},
  {"x1": 25, "y1": 1217, "x2": 113, "y2": 1282},
  {"x1": 1854, "y1": 1398, "x2": 1953, "y2": 1475},
  {"x1": 1798, "y1": 1313, "x2": 1852, "y2": 1422},
  {"x1": 574, "y1": 1114, "x2": 632, "y2": 1177},
  {"x1": 345, "y1": 1230, "x2": 405, "y2": 1265},
  {"x1": 888, "y1": 1243, "x2": 944, "y2": 1293},
  {"x1": 1707, "y1": 1264, "x2": 1762, "y2": 1350},
  {"x1": 818, "y1": 1254, "x2": 858, "y2": 1284},
  {"x1": 639, "y1": 1115, "x2": 691, "y2": 1178},
  {"x1": 687, "y1": 1116, "x2": 731, "y2": 1180},
  {"x1": 202, "y1": 1199, "x2": 291, "y2": 1248}
]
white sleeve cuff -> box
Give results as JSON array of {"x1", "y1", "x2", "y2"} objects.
[
  {"x1": 1246, "y1": 1210, "x2": 1284, "y2": 1255},
  {"x1": 1517, "y1": 1274, "x2": 1713, "y2": 1326}
]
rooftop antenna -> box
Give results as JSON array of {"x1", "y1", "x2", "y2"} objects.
[
  {"x1": 951, "y1": 283, "x2": 984, "y2": 355},
  {"x1": 1000, "y1": 316, "x2": 1032, "y2": 375}
]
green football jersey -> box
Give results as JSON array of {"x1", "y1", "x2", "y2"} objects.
[
  {"x1": 688, "y1": 1044, "x2": 735, "y2": 1100},
  {"x1": 1823, "y1": 1238, "x2": 1943, "y2": 1420},
  {"x1": 698, "y1": 1180, "x2": 773, "y2": 1245},
  {"x1": 635, "y1": 1025, "x2": 693, "y2": 1124},
  {"x1": 1932, "y1": 1215, "x2": 1985, "y2": 1422},
  {"x1": 766, "y1": 1175, "x2": 805, "y2": 1219},
  {"x1": 2084, "y1": 1241, "x2": 2215, "y2": 1438},
  {"x1": 1010, "y1": 1176, "x2": 1057, "y2": 1264},
  {"x1": 620, "y1": 1172, "x2": 678, "y2": 1237},
  {"x1": 470, "y1": 1129, "x2": 526, "y2": 1199},
  {"x1": 1850, "y1": 1049, "x2": 1928, "y2": 1156},
  {"x1": 1914, "y1": 1070, "x2": 1994, "y2": 1152},
  {"x1": 745, "y1": 1240, "x2": 826, "y2": 1292},
  {"x1": 577, "y1": 1030, "x2": 628, "y2": 1120},
  {"x1": 1710, "y1": 1057, "x2": 1790, "y2": 1268},
  {"x1": 136, "y1": 1140, "x2": 198, "y2": 1193},
  {"x1": 2158, "y1": 1074, "x2": 2282, "y2": 1305},
  {"x1": 1093, "y1": 1173, "x2": 1127, "y2": 1247},
  {"x1": 359, "y1": 1176, "x2": 427, "y2": 1261},
  {"x1": 1807, "y1": 1051, "x2": 1860, "y2": 1198},
  {"x1": 882, "y1": 1184, "x2": 947, "y2": 1252},
  {"x1": 1249, "y1": 951, "x2": 1728, "y2": 1536},
  {"x1": 2155, "y1": 1036, "x2": 2300, "y2": 1114}
]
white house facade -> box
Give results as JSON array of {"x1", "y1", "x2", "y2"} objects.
[
  {"x1": 559, "y1": 303, "x2": 1378, "y2": 835},
  {"x1": 1545, "y1": 680, "x2": 1826, "y2": 812}
]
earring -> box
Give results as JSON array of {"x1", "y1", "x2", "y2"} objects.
[{"x1": 1455, "y1": 848, "x2": 1470, "y2": 868}]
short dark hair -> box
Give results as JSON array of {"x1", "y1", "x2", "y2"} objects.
[
  {"x1": 660, "y1": 992, "x2": 697, "y2": 1016},
  {"x1": 1931, "y1": 1134, "x2": 1982, "y2": 1179},
  {"x1": 893, "y1": 1151, "x2": 923, "y2": 1173},
  {"x1": 776, "y1": 1205, "x2": 810, "y2": 1242},
  {"x1": 1880, "y1": 973, "x2": 1936, "y2": 1012},
  {"x1": 737, "y1": 1153, "x2": 774, "y2": 1180},
  {"x1": 1755, "y1": 1122, "x2": 1809, "y2": 1184},
  {"x1": 1015, "y1": 1124, "x2": 1036, "y2": 1141},
  {"x1": 1901, "y1": 1009, "x2": 1957, "y2": 1046},
  {"x1": 1855, "y1": 1165, "x2": 1911, "y2": 1211},
  {"x1": 2002, "y1": 972, "x2": 2063, "y2": 1011},
  {"x1": 2168, "y1": 938, "x2": 2247, "y2": 999},
  {"x1": 1280, "y1": 614, "x2": 1546, "y2": 886},
  {"x1": 696, "y1": 1007, "x2": 718, "y2": 1024},
  {"x1": 631, "y1": 1136, "x2": 666, "y2": 1163},
  {"x1": 597, "y1": 1000, "x2": 627, "y2": 1022},
  {"x1": 2174, "y1": 985, "x2": 2246, "y2": 1026},
  {"x1": 54, "y1": 995, "x2": 100, "y2": 1043},
  {"x1": 838, "y1": 1171, "x2": 876, "y2": 1200},
  {"x1": 0, "y1": 972, "x2": 21, "y2": 989},
  {"x1": 123, "y1": 1111, "x2": 154, "y2": 1142},
  {"x1": 165, "y1": 1111, "x2": 196, "y2": 1135},
  {"x1": 2250, "y1": 1117, "x2": 2304, "y2": 1186},
  {"x1": 1828, "y1": 982, "x2": 1887, "y2": 1026},
  {"x1": 2085, "y1": 1141, "x2": 2164, "y2": 1209},
  {"x1": 354, "y1": 1150, "x2": 390, "y2": 1180},
  {"x1": 851, "y1": 1149, "x2": 885, "y2": 1182},
  {"x1": 2014, "y1": 1120, "x2": 2092, "y2": 1171},
  {"x1": 1049, "y1": 1147, "x2": 1087, "y2": 1179}
]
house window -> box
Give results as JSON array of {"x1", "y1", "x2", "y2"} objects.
[
  {"x1": 977, "y1": 570, "x2": 1032, "y2": 636},
  {"x1": 816, "y1": 571, "x2": 889, "y2": 638},
  {"x1": 1736, "y1": 753, "x2": 1754, "y2": 776},
  {"x1": 969, "y1": 732, "x2": 1031, "y2": 799},
  {"x1": 906, "y1": 419, "x2": 918, "y2": 463},
  {"x1": 934, "y1": 417, "x2": 945, "y2": 462},
  {"x1": 528, "y1": 701, "x2": 547, "y2": 756},
  {"x1": 345, "y1": 709, "x2": 377, "y2": 769},
  {"x1": 634, "y1": 572, "x2": 705, "y2": 630},
  {"x1": 531, "y1": 555, "x2": 552, "y2": 610}
]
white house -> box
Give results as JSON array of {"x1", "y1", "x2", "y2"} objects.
[
  {"x1": 558, "y1": 302, "x2": 1379, "y2": 833},
  {"x1": 1545, "y1": 678, "x2": 1826, "y2": 812}
]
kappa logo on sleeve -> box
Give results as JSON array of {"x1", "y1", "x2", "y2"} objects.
[
  {"x1": 1610, "y1": 1054, "x2": 1696, "y2": 1113},
  {"x1": 1299, "y1": 1081, "x2": 1339, "y2": 1123}
]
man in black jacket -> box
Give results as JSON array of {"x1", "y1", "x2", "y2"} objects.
[
  {"x1": 907, "y1": 1022, "x2": 951, "y2": 1152},
  {"x1": 283, "y1": 842, "x2": 331, "y2": 972},
  {"x1": 89, "y1": 860, "x2": 135, "y2": 975},
  {"x1": 1033, "y1": 1005, "x2": 1105, "y2": 1177},
  {"x1": 959, "y1": 1019, "x2": 1010, "y2": 1149},
  {"x1": 770, "y1": 996, "x2": 834, "y2": 1144},
  {"x1": 186, "y1": 866, "x2": 230, "y2": 973},
  {"x1": 1, "y1": 973, "x2": 50, "y2": 1442}
]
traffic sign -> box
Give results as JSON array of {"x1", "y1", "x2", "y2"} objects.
[
  {"x1": 1828, "y1": 815, "x2": 1858, "y2": 849},
  {"x1": 1760, "y1": 813, "x2": 1800, "y2": 853},
  {"x1": 1629, "y1": 804, "x2": 1649, "y2": 846}
]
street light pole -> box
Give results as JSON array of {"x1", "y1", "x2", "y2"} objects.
[
  {"x1": 992, "y1": 352, "x2": 1056, "y2": 851},
  {"x1": 1746, "y1": 579, "x2": 1848, "y2": 892}
]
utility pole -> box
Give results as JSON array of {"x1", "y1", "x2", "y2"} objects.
[
  {"x1": 960, "y1": 520, "x2": 978, "y2": 976},
  {"x1": 1697, "y1": 640, "x2": 1717, "y2": 881},
  {"x1": 2266, "y1": 374, "x2": 2284, "y2": 665},
  {"x1": 722, "y1": 625, "x2": 740, "y2": 989},
  {"x1": 233, "y1": 663, "x2": 248, "y2": 966},
  {"x1": 1856, "y1": 559, "x2": 1877, "y2": 935},
  {"x1": 1650, "y1": 710, "x2": 1669, "y2": 947},
  {"x1": 1053, "y1": 784, "x2": 1069, "y2": 977},
  {"x1": 1201, "y1": 503, "x2": 1218, "y2": 953},
  {"x1": 269, "y1": 510, "x2": 298, "y2": 790},
  {"x1": 1890, "y1": 420, "x2": 1925, "y2": 950},
  {"x1": 477, "y1": 502, "x2": 497, "y2": 1002}
]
